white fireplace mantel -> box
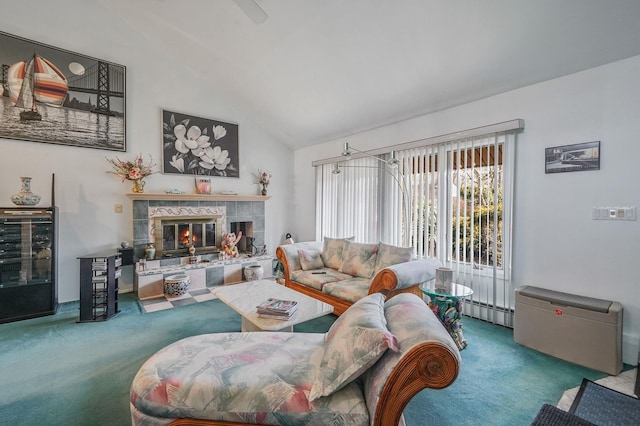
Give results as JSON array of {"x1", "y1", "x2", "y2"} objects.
[{"x1": 126, "y1": 193, "x2": 271, "y2": 202}]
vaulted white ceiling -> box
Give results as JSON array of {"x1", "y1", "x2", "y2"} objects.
[{"x1": 104, "y1": 0, "x2": 640, "y2": 148}]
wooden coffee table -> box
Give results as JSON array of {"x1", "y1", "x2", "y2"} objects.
[{"x1": 213, "y1": 280, "x2": 334, "y2": 332}]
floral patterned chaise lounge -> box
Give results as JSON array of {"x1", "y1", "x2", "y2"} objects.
[
  {"x1": 276, "y1": 238, "x2": 443, "y2": 315},
  {"x1": 130, "y1": 292, "x2": 461, "y2": 426}
]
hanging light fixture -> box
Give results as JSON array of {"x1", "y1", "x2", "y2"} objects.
[
  {"x1": 341, "y1": 142, "x2": 398, "y2": 167},
  {"x1": 388, "y1": 150, "x2": 399, "y2": 166},
  {"x1": 342, "y1": 142, "x2": 352, "y2": 159}
]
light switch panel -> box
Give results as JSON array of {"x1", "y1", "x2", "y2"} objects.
[{"x1": 592, "y1": 206, "x2": 636, "y2": 221}]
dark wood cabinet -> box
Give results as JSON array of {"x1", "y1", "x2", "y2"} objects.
[
  {"x1": 0, "y1": 207, "x2": 58, "y2": 323},
  {"x1": 78, "y1": 251, "x2": 121, "y2": 322}
]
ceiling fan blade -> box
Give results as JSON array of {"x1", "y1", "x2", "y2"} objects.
[{"x1": 233, "y1": 0, "x2": 268, "y2": 24}]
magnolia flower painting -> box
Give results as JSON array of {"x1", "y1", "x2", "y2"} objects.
[{"x1": 162, "y1": 110, "x2": 239, "y2": 177}]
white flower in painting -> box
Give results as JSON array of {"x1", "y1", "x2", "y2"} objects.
[
  {"x1": 190, "y1": 147, "x2": 205, "y2": 157},
  {"x1": 174, "y1": 124, "x2": 210, "y2": 153},
  {"x1": 212, "y1": 125, "x2": 227, "y2": 140},
  {"x1": 189, "y1": 136, "x2": 212, "y2": 158},
  {"x1": 173, "y1": 124, "x2": 189, "y2": 153},
  {"x1": 199, "y1": 146, "x2": 231, "y2": 170},
  {"x1": 169, "y1": 154, "x2": 184, "y2": 173}
]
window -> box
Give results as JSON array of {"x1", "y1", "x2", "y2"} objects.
[{"x1": 314, "y1": 120, "x2": 522, "y2": 326}]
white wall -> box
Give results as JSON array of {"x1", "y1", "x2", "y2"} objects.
[
  {"x1": 294, "y1": 56, "x2": 640, "y2": 364},
  {"x1": 0, "y1": 2, "x2": 294, "y2": 303}
]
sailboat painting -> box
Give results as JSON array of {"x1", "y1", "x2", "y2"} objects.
[
  {"x1": 7, "y1": 54, "x2": 69, "y2": 121},
  {"x1": 0, "y1": 31, "x2": 126, "y2": 151}
]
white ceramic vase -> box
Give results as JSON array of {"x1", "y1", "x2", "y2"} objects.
[
  {"x1": 244, "y1": 264, "x2": 264, "y2": 281},
  {"x1": 11, "y1": 176, "x2": 41, "y2": 206}
]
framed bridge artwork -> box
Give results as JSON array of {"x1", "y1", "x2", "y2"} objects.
[
  {"x1": 0, "y1": 31, "x2": 126, "y2": 151},
  {"x1": 544, "y1": 141, "x2": 600, "y2": 174},
  {"x1": 162, "y1": 109, "x2": 239, "y2": 178}
]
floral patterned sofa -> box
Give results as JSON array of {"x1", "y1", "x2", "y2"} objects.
[
  {"x1": 276, "y1": 238, "x2": 443, "y2": 315},
  {"x1": 130, "y1": 292, "x2": 461, "y2": 426}
]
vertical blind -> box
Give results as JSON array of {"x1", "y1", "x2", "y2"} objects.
[
  {"x1": 315, "y1": 157, "x2": 382, "y2": 243},
  {"x1": 315, "y1": 124, "x2": 520, "y2": 326},
  {"x1": 394, "y1": 133, "x2": 515, "y2": 326}
]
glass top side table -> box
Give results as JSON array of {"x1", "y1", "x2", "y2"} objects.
[{"x1": 420, "y1": 280, "x2": 473, "y2": 350}]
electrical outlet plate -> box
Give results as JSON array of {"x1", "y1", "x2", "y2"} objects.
[{"x1": 592, "y1": 206, "x2": 636, "y2": 221}]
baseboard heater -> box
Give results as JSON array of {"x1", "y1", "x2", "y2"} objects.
[{"x1": 514, "y1": 285, "x2": 623, "y2": 375}]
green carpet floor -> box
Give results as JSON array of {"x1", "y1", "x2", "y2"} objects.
[{"x1": 0, "y1": 293, "x2": 610, "y2": 426}]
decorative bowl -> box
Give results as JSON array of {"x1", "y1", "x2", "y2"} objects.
[
  {"x1": 163, "y1": 274, "x2": 191, "y2": 297},
  {"x1": 244, "y1": 264, "x2": 264, "y2": 281}
]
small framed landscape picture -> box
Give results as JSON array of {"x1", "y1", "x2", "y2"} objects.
[
  {"x1": 545, "y1": 141, "x2": 600, "y2": 174},
  {"x1": 162, "y1": 109, "x2": 239, "y2": 178}
]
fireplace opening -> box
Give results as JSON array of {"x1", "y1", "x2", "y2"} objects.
[
  {"x1": 154, "y1": 215, "x2": 222, "y2": 257},
  {"x1": 230, "y1": 221, "x2": 253, "y2": 254}
]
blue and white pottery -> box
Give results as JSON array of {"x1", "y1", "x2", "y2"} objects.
[{"x1": 164, "y1": 274, "x2": 191, "y2": 297}]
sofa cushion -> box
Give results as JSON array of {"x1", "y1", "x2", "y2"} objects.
[
  {"x1": 383, "y1": 258, "x2": 442, "y2": 290},
  {"x1": 322, "y1": 237, "x2": 353, "y2": 270},
  {"x1": 279, "y1": 241, "x2": 324, "y2": 272},
  {"x1": 309, "y1": 293, "x2": 399, "y2": 401},
  {"x1": 373, "y1": 242, "x2": 413, "y2": 275},
  {"x1": 291, "y1": 268, "x2": 350, "y2": 291},
  {"x1": 298, "y1": 248, "x2": 325, "y2": 270},
  {"x1": 322, "y1": 278, "x2": 371, "y2": 303},
  {"x1": 339, "y1": 241, "x2": 379, "y2": 278}
]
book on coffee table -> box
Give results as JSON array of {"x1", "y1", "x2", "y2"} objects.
[
  {"x1": 257, "y1": 310, "x2": 297, "y2": 320},
  {"x1": 257, "y1": 298, "x2": 298, "y2": 312},
  {"x1": 256, "y1": 298, "x2": 298, "y2": 319}
]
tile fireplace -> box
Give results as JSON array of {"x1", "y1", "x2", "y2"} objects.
[
  {"x1": 128, "y1": 194, "x2": 271, "y2": 299},
  {"x1": 132, "y1": 197, "x2": 266, "y2": 261}
]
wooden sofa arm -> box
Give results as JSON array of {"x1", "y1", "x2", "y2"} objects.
[
  {"x1": 373, "y1": 341, "x2": 459, "y2": 426},
  {"x1": 275, "y1": 246, "x2": 291, "y2": 283},
  {"x1": 369, "y1": 258, "x2": 443, "y2": 300}
]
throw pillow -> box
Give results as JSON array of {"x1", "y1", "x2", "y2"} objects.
[
  {"x1": 297, "y1": 249, "x2": 324, "y2": 271},
  {"x1": 308, "y1": 293, "x2": 399, "y2": 401},
  {"x1": 339, "y1": 241, "x2": 379, "y2": 278},
  {"x1": 373, "y1": 242, "x2": 413, "y2": 275},
  {"x1": 322, "y1": 236, "x2": 353, "y2": 270}
]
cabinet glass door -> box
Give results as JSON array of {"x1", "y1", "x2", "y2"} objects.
[{"x1": 0, "y1": 211, "x2": 53, "y2": 288}]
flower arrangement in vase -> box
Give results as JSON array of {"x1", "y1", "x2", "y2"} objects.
[
  {"x1": 253, "y1": 169, "x2": 272, "y2": 196},
  {"x1": 106, "y1": 153, "x2": 157, "y2": 193}
]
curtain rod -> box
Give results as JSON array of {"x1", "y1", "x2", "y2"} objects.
[{"x1": 312, "y1": 119, "x2": 525, "y2": 167}]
